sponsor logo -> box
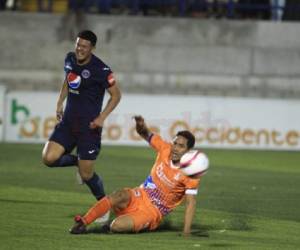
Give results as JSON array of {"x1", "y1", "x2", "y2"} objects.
[
  {"x1": 81, "y1": 69, "x2": 91, "y2": 79},
  {"x1": 88, "y1": 150, "x2": 96, "y2": 154},
  {"x1": 156, "y1": 163, "x2": 176, "y2": 188},
  {"x1": 67, "y1": 72, "x2": 81, "y2": 89},
  {"x1": 69, "y1": 89, "x2": 79, "y2": 95},
  {"x1": 174, "y1": 173, "x2": 181, "y2": 181},
  {"x1": 10, "y1": 99, "x2": 56, "y2": 139}
]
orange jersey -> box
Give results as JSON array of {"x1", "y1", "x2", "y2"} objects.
[{"x1": 141, "y1": 134, "x2": 200, "y2": 216}]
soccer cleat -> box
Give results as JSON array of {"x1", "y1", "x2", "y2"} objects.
[
  {"x1": 94, "y1": 211, "x2": 110, "y2": 225},
  {"x1": 69, "y1": 215, "x2": 87, "y2": 234}
]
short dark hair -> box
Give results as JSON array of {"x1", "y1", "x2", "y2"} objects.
[
  {"x1": 176, "y1": 130, "x2": 195, "y2": 149},
  {"x1": 77, "y1": 30, "x2": 97, "y2": 46}
]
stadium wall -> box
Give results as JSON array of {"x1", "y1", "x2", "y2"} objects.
[
  {"x1": 3, "y1": 91, "x2": 300, "y2": 151},
  {"x1": 0, "y1": 12, "x2": 300, "y2": 98}
]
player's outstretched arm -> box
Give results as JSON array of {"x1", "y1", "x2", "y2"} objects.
[
  {"x1": 133, "y1": 115, "x2": 151, "y2": 141},
  {"x1": 182, "y1": 194, "x2": 197, "y2": 236}
]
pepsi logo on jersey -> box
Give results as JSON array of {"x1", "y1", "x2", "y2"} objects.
[{"x1": 67, "y1": 72, "x2": 81, "y2": 89}]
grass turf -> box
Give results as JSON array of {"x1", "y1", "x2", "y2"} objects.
[{"x1": 0, "y1": 143, "x2": 299, "y2": 250}]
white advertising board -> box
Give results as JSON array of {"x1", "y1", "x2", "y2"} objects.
[
  {"x1": 4, "y1": 92, "x2": 300, "y2": 150},
  {"x1": 5, "y1": 92, "x2": 58, "y2": 143},
  {"x1": 0, "y1": 85, "x2": 5, "y2": 141}
]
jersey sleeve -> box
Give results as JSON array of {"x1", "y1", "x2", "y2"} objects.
[
  {"x1": 101, "y1": 66, "x2": 116, "y2": 89},
  {"x1": 149, "y1": 134, "x2": 170, "y2": 152},
  {"x1": 183, "y1": 177, "x2": 200, "y2": 195},
  {"x1": 63, "y1": 52, "x2": 75, "y2": 79},
  {"x1": 64, "y1": 52, "x2": 74, "y2": 72}
]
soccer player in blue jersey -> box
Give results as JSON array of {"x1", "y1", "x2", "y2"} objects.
[{"x1": 42, "y1": 30, "x2": 121, "y2": 222}]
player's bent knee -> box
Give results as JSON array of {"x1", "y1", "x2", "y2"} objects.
[
  {"x1": 114, "y1": 188, "x2": 129, "y2": 200},
  {"x1": 110, "y1": 217, "x2": 134, "y2": 233},
  {"x1": 42, "y1": 156, "x2": 53, "y2": 167},
  {"x1": 109, "y1": 189, "x2": 130, "y2": 207},
  {"x1": 42, "y1": 152, "x2": 57, "y2": 167},
  {"x1": 42, "y1": 141, "x2": 65, "y2": 167}
]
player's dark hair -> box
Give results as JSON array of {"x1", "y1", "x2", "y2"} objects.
[
  {"x1": 77, "y1": 30, "x2": 97, "y2": 46},
  {"x1": 176, "y1": 130, "x2": 195, "y2": 149}
]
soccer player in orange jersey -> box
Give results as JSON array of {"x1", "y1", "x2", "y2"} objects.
[{"x1": 70, "y1": 115, "x2": 207, "y2": 236}]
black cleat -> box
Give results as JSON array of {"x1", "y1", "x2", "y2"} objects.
[{"x1": 69, "y1": 215, "x2": 87, "y2": 234}]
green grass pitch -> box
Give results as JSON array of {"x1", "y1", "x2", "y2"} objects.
[{"x1": 0, "y1": 143, "x2": 299, "y2": 250}]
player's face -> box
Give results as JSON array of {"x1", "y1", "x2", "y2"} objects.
[
  {"x1": 171, "y1": 136, "x2": 189, "y2": 163},
  {"x1": 75, "y1": 37, "x2": 94, "y2": 64}
]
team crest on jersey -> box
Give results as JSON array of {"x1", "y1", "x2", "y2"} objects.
[
  {"x1": 67, "y1": 72, "x2": 81, "y2": 89},
  {"x1": 81, "y1": 69, "x2": 91, "y2": 79}
]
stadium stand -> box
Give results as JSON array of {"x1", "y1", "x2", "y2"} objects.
[
  {"x1": 3, "y1": 0, "x2": 300, "y2": 21},
  {"x1": 0, "y1": 1, "x2": 300, "y2": 99}
]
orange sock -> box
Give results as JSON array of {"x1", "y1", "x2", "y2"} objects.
[{"x1": 83, "y1": 196, "x2": 112, "y2": 225}]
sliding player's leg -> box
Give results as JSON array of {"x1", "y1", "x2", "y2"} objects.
[
  {"x1": 110, "y1": 188, "x2": 162, "y2": 233},
  {"x1": 70, "y1": 188, "x2": 131, "y2": 234}
]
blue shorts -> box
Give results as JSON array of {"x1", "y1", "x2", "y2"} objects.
[{"x1": 49, "y1": 121, "x2": 102, "y2": 160}]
